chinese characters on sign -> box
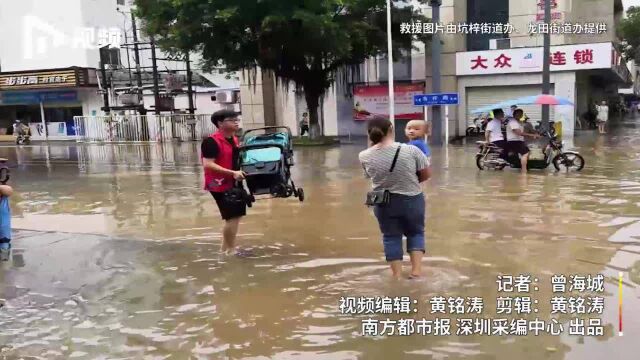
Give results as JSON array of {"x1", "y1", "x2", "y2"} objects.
[
  {"x1": 353, "y1": 84, "x2": 424, "y2": 121},
  {"x1": 469, "y1": 49, "x2": 593, "y2": 71},
  {"x1": 0, "y1": 70, "x2": 78, "y2": 90},
  {"x1": 529, "y1": 22, "x2": 607, "y2": 34},
  {"x1": 400, "y1": 22, "x2": 606, "y2": 35},
  {"x1": 400, "y1": 22, "x2": 515, "y2": 35},
  {"x1": 535, "y1": 0, "x2": 563, "y2": 22},
  {"x1": 6, "y1": 75, "x2": 68, "y2": 86},
  {"x1": 456, "y1": 42, "x2": 612, "y2": 76},
  {"x1": 348, "y1": 273, "x2": 608, "y2": 337}
]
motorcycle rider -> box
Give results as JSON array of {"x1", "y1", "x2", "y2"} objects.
[
  {"x1": 485, "y1": 108, "x2": 507, "y2": 161},
  {"x1": 507, "y1": 109, "x2": 540, "y2": 173},
  {"x1": 13, "y1": 120, "x2": 26, "y2": 136}
]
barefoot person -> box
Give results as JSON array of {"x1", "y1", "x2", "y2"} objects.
[
  {"x1": 359, "y1": 117, "x2": 431, "y2": 280},
  {"x1": 201, "y1": 110, "x2": 247, "y2": 256}
]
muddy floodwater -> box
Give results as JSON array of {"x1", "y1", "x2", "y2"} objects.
[{"x1": 1, "y1": 120, "x2": 640, "y2": 359}]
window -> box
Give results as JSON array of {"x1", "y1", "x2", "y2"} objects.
[
  {"x1": 467, "y1": 0, "x2": 509, "y2": 51},
  {"x1": 117, "y1": 0, "x2": 125, "y2": 5},
  {"x1": 100, "y1": 48, "x2": 121, "y2": 66},
  {"x1": 377, "y1": 49, "x2": 412, "y2": 82}
]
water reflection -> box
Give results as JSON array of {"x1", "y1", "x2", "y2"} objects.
[{"x1": 0, "y1": 120, "x2": 639, "y2": 358}]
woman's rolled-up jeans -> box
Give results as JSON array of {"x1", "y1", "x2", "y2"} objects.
[{"x1": 373, "y1": 193, "x2": 425, "y2": 262}]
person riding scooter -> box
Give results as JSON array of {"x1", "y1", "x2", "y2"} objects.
[
  {"x1": 13, "y1": 120, "x2": 31, "y2": 144},
  {"x1": 485, "y1": 108, "x2": 507, "y2": 161},
  {"x1": 506, "y1": 109, "x2": 540, "y2": 173}
]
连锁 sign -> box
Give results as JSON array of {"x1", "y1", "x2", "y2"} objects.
[{"x1": 456, "y1": 42, "x2": 613, "y2": 76}]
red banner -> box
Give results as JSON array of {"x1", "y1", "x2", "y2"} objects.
[{"x1": 353, "y1": 84, "x2": 424, "y2": 121}]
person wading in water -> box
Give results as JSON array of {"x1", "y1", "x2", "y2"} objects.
[
  {"x1": 359, "y1": 117, "x2": 431, "y2": 280},
  {"x1": 201, "y1": 110, "x2": 249, "y2": 257}
]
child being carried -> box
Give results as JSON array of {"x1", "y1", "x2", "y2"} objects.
[{"x1": 405, "y1": 120, "x2": 431, "y2": 160}]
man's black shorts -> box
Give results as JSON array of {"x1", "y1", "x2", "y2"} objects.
[
  {"x1": 506, "y1": 141, "x2": 530, "y2": 155},
  {"x1": 210, "y1": 192, "x2": 246, "y2": 220}
]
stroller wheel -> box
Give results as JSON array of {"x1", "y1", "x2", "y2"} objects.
[
  {"x1": 297, "y1": 188, "x2": 304, "y2": 202},
  {"x1": 285, "y1": 186, "x2": 294, "y2": 197}
]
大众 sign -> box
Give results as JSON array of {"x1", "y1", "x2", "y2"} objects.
[
  {"x1": 353, "y1": 83, "x2": 424, "y2": 121},
  {"x1": 456, "y1": 42, "x2": 613, "y2": 76}
]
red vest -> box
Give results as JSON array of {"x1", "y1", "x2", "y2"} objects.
[{"x1": 202, "y1": 131, "x2": 239, "y2": 192}]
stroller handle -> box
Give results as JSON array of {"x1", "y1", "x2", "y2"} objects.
[
  {"x1": 238, "y1": 143, "x2": 287, "y2": 153},
  {"x1": 241, "y1": 126, "x2": 292, "y2": 141}
]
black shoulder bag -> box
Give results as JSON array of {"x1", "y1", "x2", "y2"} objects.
[{"x1": 365, "y1": 145, "x2": 401, "y2": 206}]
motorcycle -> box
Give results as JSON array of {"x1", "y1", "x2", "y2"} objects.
[
  {"x1": 466, "y1": 115, "x2": 488, "y2": 136},
  {"x1": 534, "y1": 120, "x2": 556, "y2": 137},
  {"x1": 475, "y1": 131, "x2": 585, "y2": 172},
  {"x1": 16, "y1": 133, "x2": 31, "y2": 145}
]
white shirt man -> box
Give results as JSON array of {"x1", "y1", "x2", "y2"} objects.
[
  {"x1": 486, "y1": 118, "x2": 504, "y2": 144},
  {"x1": 506, "y1": 118, "x2": 525, "y2": 142}
]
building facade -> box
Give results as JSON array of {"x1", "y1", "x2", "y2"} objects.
[
  {"x1": 0, "y1": 0, "x2": 240, "y2": 139},
  {"x1": 420, "y1": 0, "x2": 630, "y2": 139},
  {"x1": 273, "y1": 0, "x2": 631, "y2": 140}
]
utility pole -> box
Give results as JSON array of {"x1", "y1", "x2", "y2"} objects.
[
  {"x1": 186, "y1": 53, "x2": 195, "y2": 114},
  {"x1": 150, "y1": 36, "x2": 161, "y2": 116},
  {"x1": 541, "y1": 0, "x2": 551, "y2": 130},
  {"x1": 131, "y1": 13, "x2": 144, "y2": 98},
  {"x1": 131, "y1": 12, "x2": 148, "y2": 140},
  {"x1": 386, "y1": 0, "x2": 395, "y2": 123},
  {"x1": 99, "y1": 45, "x2": 111, "y2": 114},
  {"x1": 430, "y1": 0, "x2": 443, "y2": 145}
]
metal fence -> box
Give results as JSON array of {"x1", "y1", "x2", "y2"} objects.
[{"x1": 73, "y1": 114, "x2": 216, "y2": 143}]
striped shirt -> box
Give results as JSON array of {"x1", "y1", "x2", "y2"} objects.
[{"x1": 359, "y1": 143, "x2": 429, "y2": 196}]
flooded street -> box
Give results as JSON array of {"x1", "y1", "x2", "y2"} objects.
[{"x1": 1, "y1": 120, "x2": 640, "y2": 359}]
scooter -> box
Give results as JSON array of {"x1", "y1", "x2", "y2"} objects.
[
  {"x1": 534, "y1": 120, "x2": 556, "y2": 137},
  {"x1": 475, "y1": 131, "x2": 585, "y2": 172},
  {"x1": 466, "y1": 115, "x2": 488, "y2": 136},
  {"x1": 16, "y1": 133, "x2": 31, "y2": 145}
]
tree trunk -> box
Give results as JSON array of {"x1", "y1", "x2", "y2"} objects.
[{"x1": 304, "y1": 90, "x2": 322, "y2": 140}]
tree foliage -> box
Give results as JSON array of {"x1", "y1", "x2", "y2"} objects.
[
  {"x1": 134, "y1": 0, "x2": 429, "y2": 137},
  {"x1": 619, "y1": 6, "x2": 640, "y2": 63}
]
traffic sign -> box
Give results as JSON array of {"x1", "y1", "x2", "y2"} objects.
[{"x1": 413, "y1": 93, "x2": 459, "y2": 106}]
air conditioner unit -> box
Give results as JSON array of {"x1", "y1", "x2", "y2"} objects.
[
  {"x1": 215, "y1": 90, "x2": 238, "y2": 104},
  {"x1": 489, "y1": 38, "x2": 511, "y2": 50}
]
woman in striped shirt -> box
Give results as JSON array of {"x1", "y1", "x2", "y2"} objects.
[{"x1": 359, "y1": 117, "x2": 431, "y2": 280}]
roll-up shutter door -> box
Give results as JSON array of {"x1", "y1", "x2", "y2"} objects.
[{"x1": 466, "y1": 85, "x2": 555, "y2": 123}]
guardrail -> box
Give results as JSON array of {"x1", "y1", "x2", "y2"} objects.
[{"x1": 73, "y1": 114, "x2": 216, "y2": 143}]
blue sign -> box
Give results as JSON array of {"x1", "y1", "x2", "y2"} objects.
[
  {"x1": 413, "y1": 93, "x2": 459, "y2": 106},
  {"x1": 0, "y1": 90, "x2": 78, "y2": 105}
]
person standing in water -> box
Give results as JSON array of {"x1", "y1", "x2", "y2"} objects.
[
  {"x1": 0, "y1": 162, "x2": 13, "y2": 261},
  {"x1": 596, "y1": 100, "x2": 609, "y2": 134},
  {"x1": 359, "y1": 117, "x2": 431, "y2": 280},
  {"x1": 201, "y1": 110, "x2": 248, "y2": 257},
  {"x1": 299, "y1": 112, "x2": 310, "y2": 136}
]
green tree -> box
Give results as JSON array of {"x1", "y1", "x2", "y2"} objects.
[
  {"x1": 134, "y1": 0, "x2": 429, "y2": 138},
  {"x1": 620, "y1": 6, "x2": 640, "y2": 63}
]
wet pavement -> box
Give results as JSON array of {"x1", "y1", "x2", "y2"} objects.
[{"x1": 0, "y1": 119, "x2": 639, "y2": 359}]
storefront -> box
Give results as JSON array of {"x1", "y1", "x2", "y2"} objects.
[
  {"x1": 456, "y1": 42, "x2": 631, "y2": 138},
  {"x1": 0, "y1": 67, "x2": 99, "y2": 139}
]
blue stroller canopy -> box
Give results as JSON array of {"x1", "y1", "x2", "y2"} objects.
[{"x1": 242, "y1": 147, "x2": 282, "y2": 164}]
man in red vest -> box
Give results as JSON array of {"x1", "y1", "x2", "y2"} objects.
[{"x1": 201, "y1": 109, "x2": 246, "y2": 256}]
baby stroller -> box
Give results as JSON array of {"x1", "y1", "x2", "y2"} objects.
[{"x1": 239, "y1": 126, "x2": 304, "y2": 202}]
